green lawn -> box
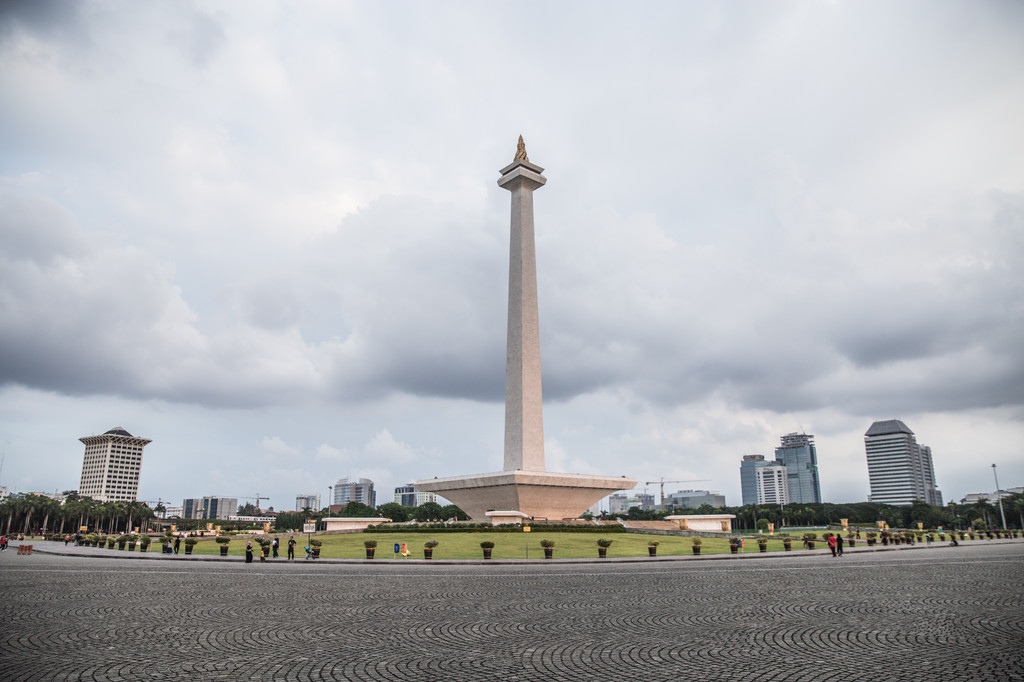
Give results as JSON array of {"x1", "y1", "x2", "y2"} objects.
[{"x1": 179, "y1": 532, "x2": 814, "y2": 559}]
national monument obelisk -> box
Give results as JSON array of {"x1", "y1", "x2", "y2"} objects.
[{"x1": 414, "y1": 138, "x2": 636, "y2": 521}]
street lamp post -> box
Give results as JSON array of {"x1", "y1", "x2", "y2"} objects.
[{"x1": 991, "y1": 464, "x2": 1008, "y2": 530}]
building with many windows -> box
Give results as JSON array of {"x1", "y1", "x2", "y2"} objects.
[
  {"x1": 740, "y1": 455, "x2": 770, "y2": 506},
  {"x1": 78, "y1": 427, "x2": 152, "y2": 502},
  {"x1": 182, "y1": 497, "x2": 238, "y2": 520},
  {"x1": 333, "y1": 478, "x2": 376, "y2": 508},
  {"x1": 393, "y1": 484, "x2": 437, "y2": 507},
  {"x1": 865, "y1": 420, "x2": 942, "y2": 506},
  {"x1": 608, "y1": 492, "x2": 655, "y2": 514},
  {"x1": 775, "y1": 433, "x2": 822, "y2": 504},
  {"x1": 664, "y1": 489, "x2": 727, "y2": 510},
  {"x1": 295, "y1": 494, "x2": 321, "y2": 512}
]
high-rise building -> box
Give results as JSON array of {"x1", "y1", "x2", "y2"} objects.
[
  {"x1": 740, "y1": 455, "x2": 769, "y2": 506},
  {"x1": 182, "y1": 497, "x2": 238, "y2": 520},
  {"x1": 295, "y1": 494, "x2": 321, "y2": 511},
  {"x1": 393, "y1": 484, "x2": 437, "y2": 507},
  {"x1": 755, "y1": 464, "x2": 790, "y2": 505},
  {"x1": 78, "y1": 427, "x2": 152, "y2": 502},
  {"x1": 608, "y1": 492, "x2": 655, "y2": 514},
  {"x1": 865, "y1": 420, "x2": 943, "y2": 506},
  {"x1": 333, "y1": 478, "x2": 376, "y2": 508},
  {"x1": 775, "y1": 433, "x2": 822, "y2": 504}
]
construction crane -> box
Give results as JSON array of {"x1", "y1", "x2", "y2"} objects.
[
  {"x1": 644, "y1": 479, "x2": 712, "y2": 512},
  {"x1": 233, "y1": 494, "x2": 271, "y2": 512}
]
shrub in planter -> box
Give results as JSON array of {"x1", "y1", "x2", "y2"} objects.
[
  {"x1": 106, "y1": 537, "x2": 116, "y2": 549},
  {"x1": 139, "y1": 536, "x2": 151, "y2": 552},
  {"x1": 691, "y1": 537, "x2": 702, "y2": 555},
  {"x1": 364, "y1": 539, "x2": 378, "y2": 559},
  {"x1": 309, "y1": 538, "x2": 322, "y2": 559},
  {"x1": 480, "y1": 540, "x2": 495, "y2": 560},
  {"x1": 648, "y1": 540, "x2": 659, "y2": 557},
  {"x1": 866, "y1": 532, "x2": 877, "y2": 546},
  {"x1": 127, "y1": 535, "x2": 138, "y2": 551},
  {"x1": 215, "y1": 536, "x2": 231, "y2": 556},
  {"x1": 117, "y1": 535, "x2": 129, "y2": 550},
  {"x1": 757, "y1": 537, "x2": 768, "y2": 553},
  {"x1": 540, "y1": 539, "x2": 555, "y2": 559},
  {"x1": 782, "y1": 537, "x2": 792, "y2": 551},
  {"x1": 728, "y1": 538, "x2": 739, "y2": 554},
  {"x1": 803, "y1": 533, "x2": 817, "y2": 550},
  {"x1": 184, "y1": 538, "x2": 198, "y2": 555},
  {"x1": 846, "y1": 533, "x2": 856, "y2": 547},
  {"x1": 423, "y1": 540, "x2": 439, "y2": 559},
  {"x1": 596, "y1": 538, "x2": 613, "y2": 558}
]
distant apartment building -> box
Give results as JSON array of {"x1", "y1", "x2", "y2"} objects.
[
  {"x1": 608, "y1": 492, "x2": 655, "y2": 514},
  {"x1": 865, "y1": 420, "x2": 943, "y2": 506},
  {"x1": 78, "y1": 426, "x2": 152, "y2": 503},
  {"x1": 333, "y1": 478, "x2": 376, "y2": 508},
  {"x1": 393, "y1": 484, "x2": 437, "y2": 507},
  {"x1": 182, "y1": 496, "x2": 238, "y2": 520},
  {"x1": 664, "y1": 489, "x2": 726, "y2": 510},
  {"x1": 775, "y1": 433, "x2": 822, "y2": 504},
  {"x1": 755, "y1": 464, "x2": 790, "y2": 505},
  {"x1": 960, "y1": 487, "x2": 1024, "y2": 505},
  {"x1": 295, "y1": 494, "x2": 321, "y2": 511}
]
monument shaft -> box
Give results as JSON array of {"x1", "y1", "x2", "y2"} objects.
[{"x1": 499, "y1": 155, "x2": 547, "y2": 472}]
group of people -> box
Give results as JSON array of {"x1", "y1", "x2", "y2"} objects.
[
  {"x1": 827, "y1": 534, "x2": 845, "y2": 557},
  {"x1": 244, "y1": 536, "x2": 299, "y2": 563}
]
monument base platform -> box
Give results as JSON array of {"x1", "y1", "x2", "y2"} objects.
[{"x1": 413, "y1": 470, "x2": 636, "y2": 521}]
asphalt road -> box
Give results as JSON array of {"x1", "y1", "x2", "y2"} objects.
[{"x1": 1, "y1": 541, "x2": 1022, "y2": 681}]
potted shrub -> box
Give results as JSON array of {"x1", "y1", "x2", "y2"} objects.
[
  {"x1": 691, "y1": 537, "x2": 702, "y2": 555},
  {"x1": 728, "y1": 537, "x2": 740, "y2": 554},
  {"x1": 127, "y1": 535, "x2": 138, "y2": 551},
  {"x1": 803, "y1": 533, "x2": 817, "y2": 550},
  {"x1": 139, "y1": 536, "x2": 151, "y2": 552},
  {"x1": 846, "y1": 532, "x2": 855, "y2": 548},
  {"x1": 215, "y1": 536, "x2": 231, "y2": 556},
  {"x1": 423, "y1": 540, "x2": 438, "y2": 559},
  {"x1": 757, "y1": 537, "x2": 768, "y2": 553},
  {"x1": 106, "y1": 537, "x2": 116, "y2": 549},
  {"x1": 117, "y1": 535, "x2": 129, "y2": 550},
  {"x1": 648, "y1": 540, "x2": 660, "y2": 557},
  {"x1": 309, "y1": 538, "x2": 322, "y2": 559},
  {"x1": 184, "y1": 537, "x2": 198, "y2": 555},
  {"x1": 782, "y1": 536, "x2": 792, "y2": 551},
  {"x1": 480, "y1": 540, "x2": 494, "y2": 560},
  {"x1": 596, "y1": 538, "x2": 613, "y2": 558},
  {"x1": 866, "y1": 531, "x2": 877, "y2": 546},
  {"x1": 540, "y1": 539, "x2": 555, "y2": 559},
  {"x1": 364, "y1": 539, "x2": 377, "y2": 559}
]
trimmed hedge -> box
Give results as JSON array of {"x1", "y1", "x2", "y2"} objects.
[{"x1": 364, "y1": 523, "x2": 626, "y2": 534}]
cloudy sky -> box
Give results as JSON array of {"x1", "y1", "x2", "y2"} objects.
[{"x1": 2, "y1": 1, "x2": 1022, "y2": 512}]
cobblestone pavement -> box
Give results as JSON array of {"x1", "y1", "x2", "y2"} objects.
[{"x1": 2, "y1": 542, "x2": 1022, "y2": 681}]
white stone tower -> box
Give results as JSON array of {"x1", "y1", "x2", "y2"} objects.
[{"x1": 415, "y1": 138, "x2": 636, "y2": 521}]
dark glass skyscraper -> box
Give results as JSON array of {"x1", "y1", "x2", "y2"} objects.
[{"x1": 774, "y1": 433, "x2": 822, "y2": 504}]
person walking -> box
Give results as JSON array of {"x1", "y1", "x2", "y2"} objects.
[
  {"x1": 245, "y1": 541, "x2": 254, "y2": 564},
  {"x1": 287, "y1": 536, "x2": 296, "y2": 560},
  {"x1": 836, "y1": 534, "x2": 844, "y2": 557},
  {"x1": 272, "y1": 537, "x2": 279, "y2": 558},
  {"x1": 0, "y1": 535, "x2": 7, "y2": 551},
  {"x1": 64, "y1": 534, "x2": 71, "y2": 546},
  {"x1": 827, "y1": 534, "x2": 837, "y2": 558}
]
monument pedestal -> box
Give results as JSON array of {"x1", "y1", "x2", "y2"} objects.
[{"x1": 415, "y1": 470, "x2": 634, "y2": 522}]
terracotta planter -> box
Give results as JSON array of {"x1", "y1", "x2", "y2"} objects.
[
  {"x1": 544, "y1": 548, "x2": 553, "y2": 559},
  {"x1": 758, "y1": 545, "x2": 767, "y2": 553},
  {"x1": 598, "y1": 548, "x2": 607, "y2": 558},
  {"x1": 482, "y1": 548, "x2": 492, "y2": 560},
  {"x1": 424, "y1": 549, "x2": 433, "y2": 560},
  {"x1": 312, "y1": 548, "x2": 320, "y2": 559},
  {"x1": 783, "y1": 543, "x2": 792, "y2": 551},
  {"x1": 806, "y1": 541, "x2": 815, "y2": 549},
  {"x1": 692, "y1": 547, "x2": 701, "y2": 555}
]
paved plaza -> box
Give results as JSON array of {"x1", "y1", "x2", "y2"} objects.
[{"x1": 1, "y1": 542, "x2": 1022, "y2": 681}]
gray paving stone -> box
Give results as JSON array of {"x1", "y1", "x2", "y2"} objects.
[{"x1": 1, "y1": 542, "x2": 1022, "y2": 680}]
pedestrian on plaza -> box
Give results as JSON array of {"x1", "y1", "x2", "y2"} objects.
[
  {"x1": 245, "y1": 541, "x2": 254, "y2": 564},
  {"x1": 272, "y1": 537, "x2": 279, "y2": 558},
  {"x1": 836, "y1": 534, "x2": 844, "y2": 557},
  {"x1": 287, "y1": 536, "x2": 296, "y2": 560},
  {"x1": 0, "y1": 535, "x2": 7, "y2": 551},
  {"x1": 174, "y1": 535, "x2": 181, "y2": 554},
  {"x1": 75, "y1": 532, "x2": 81, "y2": 545},
  {"x1": 827, "y1": 534, "x2": 837, "y2": 558}
]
